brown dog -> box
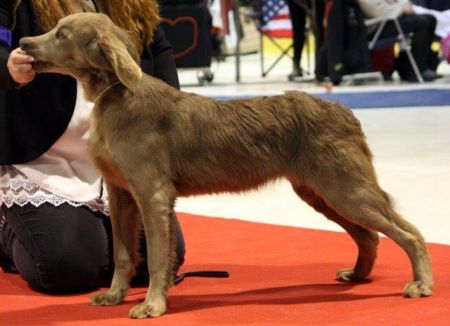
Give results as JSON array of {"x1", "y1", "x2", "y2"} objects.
[{"x1": 19, "y1": 12, "x2": 433, "y2": 319}]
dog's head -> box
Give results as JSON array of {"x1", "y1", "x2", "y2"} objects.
[{"x1": 19, "y1": 12, "x2": 142, "y2": 90}]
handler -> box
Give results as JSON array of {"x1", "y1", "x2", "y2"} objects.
[{"x1": 0, "y1": 0, "x2": 185, "y2": 293}]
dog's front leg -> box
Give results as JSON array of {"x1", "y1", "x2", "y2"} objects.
[
  {"x1": 91, "y1": 185, "x2": 140, "y2": 306},
  {"x1": 128, "y1": 184, "x2": 176, "y2": 319}
]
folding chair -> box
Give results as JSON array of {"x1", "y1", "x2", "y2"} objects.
[
  {"x1": 365, "y1": 16, "x2": 424, "y2": 83},
  {"x1": 254, "y1": 0, "x2": 315, "y2": 78},
  {"x1": 257, "y1": 1, "x2": 295, "y2": 77}
]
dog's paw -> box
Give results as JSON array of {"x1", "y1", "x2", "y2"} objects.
[
  {"x1": 403, "y1": 281, "x2": 433, "y2": 298},
  {"x1": 91, "y1": 290, "x2": 125, "y2": 306},
  {"x1": 129, "y1": 300, "x2": 166, "y2": 319},
  {"x1": 336, "y1": 268, "x2": 367, "y2": 282}
]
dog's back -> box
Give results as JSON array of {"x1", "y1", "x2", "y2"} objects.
[{"x1": 130, "y1": 78, "x2": 370, "y2": 196}]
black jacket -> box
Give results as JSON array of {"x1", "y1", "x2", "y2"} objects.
[
  {"x1": 315, "y1": 0, "x2": 372, "y2": 85},
  {"x1": 0, "y1": 0, "x2": 179, "y2": 164}
]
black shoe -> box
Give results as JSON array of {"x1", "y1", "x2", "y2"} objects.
[
  {"x1": 421, "y1": 69, "x2": 443, "y2": 81},
  {"x1": 403, "y1": 69, "x2": 442, "y2": 82},
  {"x1": 288, "y1": 67, "x2": 303, "y2": 81},
  {"x1": 382, "y1": 72, "x2": 393, "y2": 81}
]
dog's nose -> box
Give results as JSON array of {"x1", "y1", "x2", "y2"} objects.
[{"x1": 19, "y1": 37, "x2": 35, "y2": 53}]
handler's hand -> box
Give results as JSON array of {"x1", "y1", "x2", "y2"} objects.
[{"x1": 7, "y1": 47, "x2": 36, "y2": 85}]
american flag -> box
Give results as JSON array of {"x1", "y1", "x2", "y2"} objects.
[
  {"x1": 261, "y1": 0, "x2": 288, "y2": 27},
  {"x1": 260, "y1": 0, "x2": 292, "y2": 38}
]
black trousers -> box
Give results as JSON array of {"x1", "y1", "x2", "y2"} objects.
[
  {"x1": 376, "y1": 14, "x2": 437, "y2": 72},
  {"x1": 427, "y1": 0, "x2": 450, "y2": 11},
  {"x1": 0, "y1": 203, "x2": 185, "y2": 293},
  {"x1": 287, "y1": 0, "x2": 325, "y2": 65}
]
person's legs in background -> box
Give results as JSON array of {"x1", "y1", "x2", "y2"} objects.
[
  {"x1": 287, "y1": 0, "x2": 307, "y2": 79},
  {"x1": 399, "y1": 14, "x2": 438, "y2": 81},
  {"x1": 428, "y1": 0, "x2": 450, "y2": 11},
  {"x1": 378, "y1": 13, "x2": 438, "y2": 81},
  {"x1": 313, "y1": 0, "x2": 326, "y2": 51}
]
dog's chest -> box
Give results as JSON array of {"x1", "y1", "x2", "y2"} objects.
[{"x1": 88, "y1": 107, "x2": 129, "y2": 189}]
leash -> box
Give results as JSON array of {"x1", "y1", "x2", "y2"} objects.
[{"x1": 174, "y1": 270, "x2": 230, "y2": 285}]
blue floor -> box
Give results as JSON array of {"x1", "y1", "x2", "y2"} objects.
[
  {"x1": 214, "y1": 88, "x2": 450, "y2": 109},
  {"x1": 316, "y1": 88, "x2": 450, "y2": 109}
]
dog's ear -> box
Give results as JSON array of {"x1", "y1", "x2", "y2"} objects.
[
  {"x1": 86, "y1": 29, "x2": 142, "y2": 90},
  {"x1": 98, "y1": 37, "x2": 142, "y2": 90}
]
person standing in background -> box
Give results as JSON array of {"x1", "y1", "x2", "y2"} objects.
[{"x1": 287, "y1": 0, "x2": 325, "y2": 80}]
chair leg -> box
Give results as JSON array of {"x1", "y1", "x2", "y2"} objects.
[
  {"x1": 260, "y1": 32, "x2": 265, "y2": 77},
  {"x1": 368, "y1": 20, "x2": 387, "y2": 50},
  {"x1": 260, "y1": 35, "x2": 293, "y2": 77},
  {"x1": 393, "y1": 18, "x2": 424, "y2": 83},
  {"x1": 265, "y1": 45, "x2": 293, "y2": 77}
]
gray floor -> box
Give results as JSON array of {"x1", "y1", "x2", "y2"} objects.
[{"x1": 176, "y1": 53, "x2": 450, "y2": 245}]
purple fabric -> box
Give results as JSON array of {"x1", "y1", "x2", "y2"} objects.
[
  {"x1": 0, "y1": 26, "x2": 12, "y2": 47},
  {"x1": 442, "y1": 33, "x2": 450, "y2": 64}
]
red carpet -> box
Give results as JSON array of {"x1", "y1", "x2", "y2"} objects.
[{"x1": 1, "y1": 213, "x2": 450, "y2": 325}]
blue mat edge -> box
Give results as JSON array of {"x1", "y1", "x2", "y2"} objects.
[{"x1": 212, "y1": 88, "x2": 450, "y2": 109}]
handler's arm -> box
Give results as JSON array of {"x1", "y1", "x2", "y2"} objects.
[
  {"x1": 0, "y1": 1, "x2": 15, "y2": 89},
  {"x1": 150, "y1": 26, "x2": 180, "y2": 90}
]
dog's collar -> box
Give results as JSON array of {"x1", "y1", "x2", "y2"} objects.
[{"x1": 95, "y1": 80, "x2": 122, "y2": 102}]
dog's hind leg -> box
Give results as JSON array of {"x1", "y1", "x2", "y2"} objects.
[
  {"x1": 126, "y1": 178, "x2": 177, "y2": 319},
  {"x1": 307, "y1": 173, "x2": 433, "y2": 298},
  {"x1": 292, "y1": 184, "x2": 379, "y2": 282},
  {"x1": 91, "y1": 185, "x2": 140, "y2": 306}
]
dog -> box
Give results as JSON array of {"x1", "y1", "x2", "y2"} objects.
[{"x1": 19, "y1": 12, "x2": 433, "y2": 319}]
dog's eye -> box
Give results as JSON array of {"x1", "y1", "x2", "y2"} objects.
[
  {"x1": 86, "y1": 36, "x2": 97, "y2": 46},
  {"x1": 55, "y1": 30, "x2": 67, "y2": 40}
]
